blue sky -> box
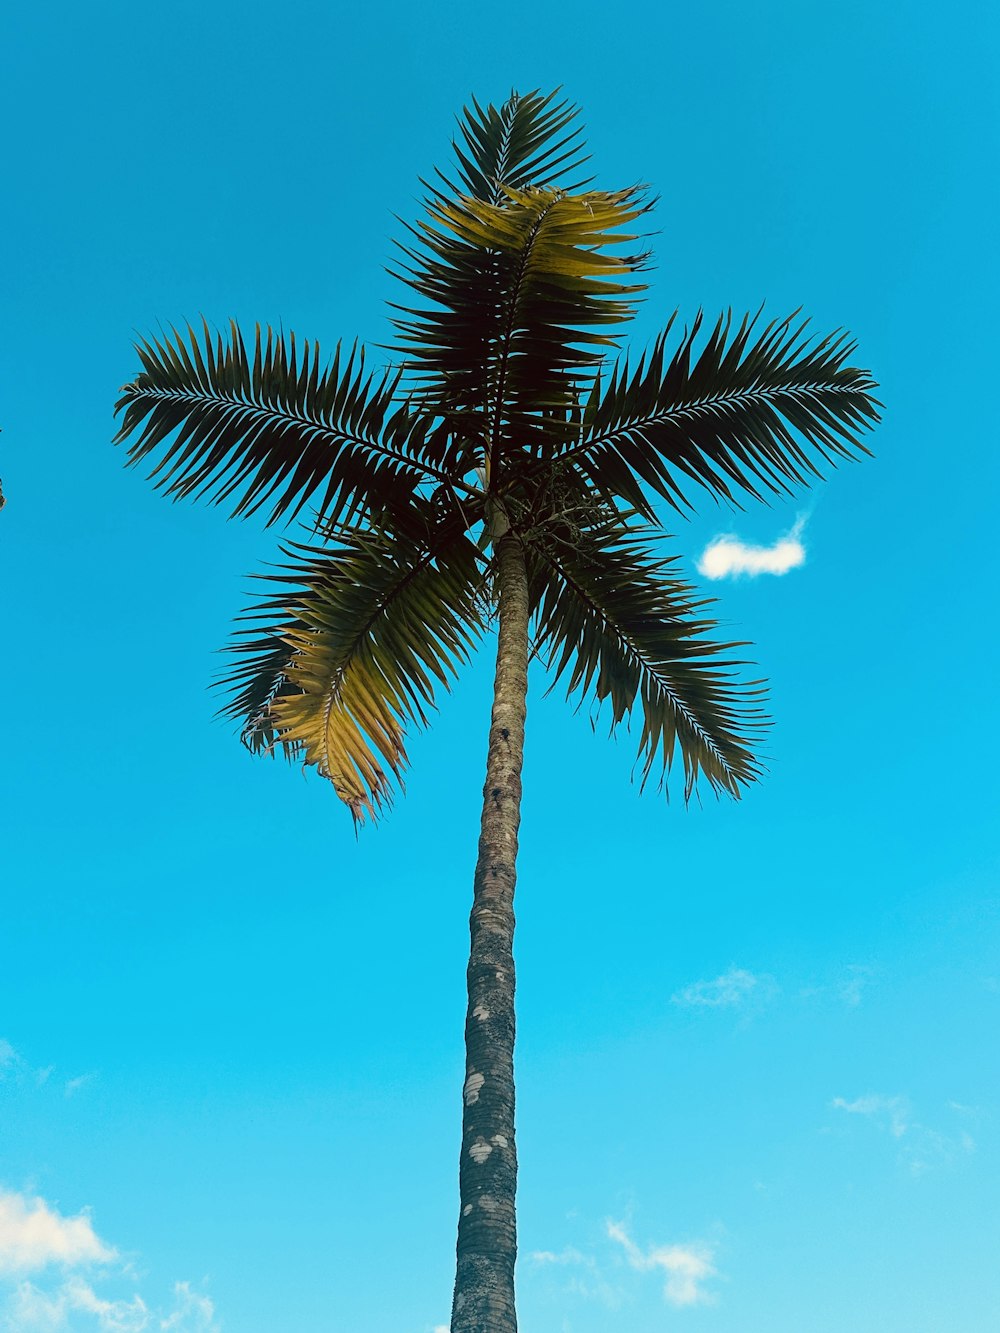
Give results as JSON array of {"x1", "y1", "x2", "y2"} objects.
[{"x1": 2, "y1": 1, "x2": 998, "y2": 1330}]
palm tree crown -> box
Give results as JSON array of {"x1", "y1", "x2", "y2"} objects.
[
  {"x1": 115, "y1": 89, "x2": 878, "y2": 824},
  {"x1": 115, "y1": 88, "x2": 878, "y2": 1333}
]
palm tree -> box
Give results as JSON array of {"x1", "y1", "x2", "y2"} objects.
[{"x1": 114, "y1": 89, "x2": 878, "y2": 1332}]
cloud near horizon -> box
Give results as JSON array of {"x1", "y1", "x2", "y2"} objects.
[
  {"x1": 7, "y1": 1278, "x2": 217, "y2": 1333},
  {"x1": 0, "y1": 1189, "x2": 218, "y2": 1332},
  {"x1": 697, "y1": 517, "x2": 807, "y2": 579}
]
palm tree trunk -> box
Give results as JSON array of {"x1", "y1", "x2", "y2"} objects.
[{"x1": 450, "y1": 531, "x2": 529, "y2": 1332}]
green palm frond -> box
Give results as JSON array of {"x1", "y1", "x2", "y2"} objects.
[
  {"x1": 439, "y1": 87, "x2": 592, "y2": 205},
  {"x1": 219, "y1": 517, "x2": 486, "y2": 821},
  {"x1": 114, "y1": 320, "x2": 465, "y2": 529},
  {"x1": 528, "y1": 514, "x2": 768, "y2": 798},
  {"x1": 392, "y1": 185, "x2": 650, "y2": 464},
  {"x1": 561, "y1": 310, "x2": 880, "y2": 516}
]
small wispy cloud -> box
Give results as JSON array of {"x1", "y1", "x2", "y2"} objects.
[
  {"x1": 906, "y1": 1129, "x2": 976, "y2": 1178},
  {"x1": 0, "y1": 1038, "x2": 80, "y2": 1092},
  {"x1": 606, "y1": 1220, "x2": 718, "y2": 1308},
  {"x1": 529, "y1": 1245, "x2": 622, "y2": 1308},
  {"x1": 671, "y1": 967, "x2": 776, "y2": 1009},
  {"x1": 64, "y1": 1074, "x2": 96, "y2": 1099},
  {"x1": 831, "y1": 1095, "x2": 977, "y2": 1176},
  {"x1": 799, "y1": 963, "x2": 878, "y2": 1009},
  {"x1": 0, "y1": 1040, "x2": 23, "y2": 1077},
  {"x1": 159, "y1": 1281, "x2": 218, "y2": 1330},
  {"x1": 835, "y1": 965, "x2": 874, "y2": 1008},
  {"x1": 946, "y1": 1100, "x2": 984, "y2": 1120},
  {"x1": 697, "y1": 516, "x2": 807, "y2": 580},
  {"x1": 531, "y1": 1248, "x2": 588, "y2": 1267},
  {"x1": 832, "y1": 1094, "x2": 910, "y2": 1139}
]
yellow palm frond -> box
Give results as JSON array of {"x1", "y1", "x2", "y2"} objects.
[
  {"x1": 391, "y1": 185, "x2": 652, "y2": 464},
  {"x1": 222, "y1": 518, "x2": 485, "y2": 822}
]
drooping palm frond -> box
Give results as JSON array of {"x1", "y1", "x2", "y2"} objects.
[
  {"x1": 392, "y1": 186, "x2": 650, "y2": 465},
  {"x1": 439, "y1": 87, "x2": 592, "y2": 205},
  {"x1": 528, "y1": 513, "x2": 768, "y2": 798},
  {"x1": 114, "y1": 321, "x2": 466, "y2": 529},
  {"x1": 216, "y1": 549, "x2": 328, "y2": 759},
  {"x1": 219, "y1": 515, "x2": 486, "y2": 821},
  {"x1": 561, "y1": 310, "x2": 881, "y2": 516}
]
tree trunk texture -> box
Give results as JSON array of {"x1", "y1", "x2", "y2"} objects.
[{"x1": 450, "y1": 533, "x2": 529, "y2": 1332}]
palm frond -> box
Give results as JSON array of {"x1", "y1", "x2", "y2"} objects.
[
  {"x1": 114, "y1": 320, "x2": 465, "y2": 529},
  {"x1": 440, "y1": 87, "x2": 592, "y2": 205},
  {"x1": 391, "y1": 185, "x2": 651, "y2": 466},
  {"x1": 528, "y1": 513, "x2": 768, "y2": 798},
  {"x1": 219, "y1": 518, "x2": 486, "y2": 822},
  {"x1": 217, "y1": 607, "x2": 315, "y2": 759},
  {"x1": 560, "y1": 310, "x2": 880, "y2": 515}
]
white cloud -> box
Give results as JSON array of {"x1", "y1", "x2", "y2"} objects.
[
  {"x1": 4, "y1": 1279, "x2": 218, "y2": 1333},
  {"x1": 63, "y1": 1279, "x2": 149, "y2": 1332},
  {"x1": 6, "y1": 1279, "x2": 148, "y2": 1333},
  {"x1": 6, "y1": 1279, "x2": 148, "y2": 1332},
  {"x1": 0, "y1": 1192, "x2": 218, "y2": 1333},
  {"x1": 0, "y1": 1041, "x2": 19, "y2": 1073},
  {"x1": 0, "y1": 1193, "x2": 117, "y2": 1275},
  {"x1": 157, "y1": 1283, "x2": 216, "y2": 1331},
  {"x1": 530, "y1": 1248, "x2": 587, "y2": 1267},
  {"x1": 832, "y1": 1094, "x2": 910, "y2": 1138},
  {"x1": 606, "y1": 1220, "x2": 717, "y2": 1308},
  {"x1": 697, "y1": 517, "x2": 807, "y2": 580},
  {"x1": 5, "y1": 1279, "x2": 65, "y2": 1330},
  {"x1": 531, "y1": 1215, "x2": 722, "y2": 1312},
  {"x1": 831, "y1": 1095, "x2": 976, "y2": 1175},
  {"x1": 671, "y1": 967, "x2": 774, "y2": 1009}
]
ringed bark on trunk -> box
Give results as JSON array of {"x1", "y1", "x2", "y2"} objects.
[{"x1": 450, "y1": 532, "x2": 530, "y2": 1333}]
